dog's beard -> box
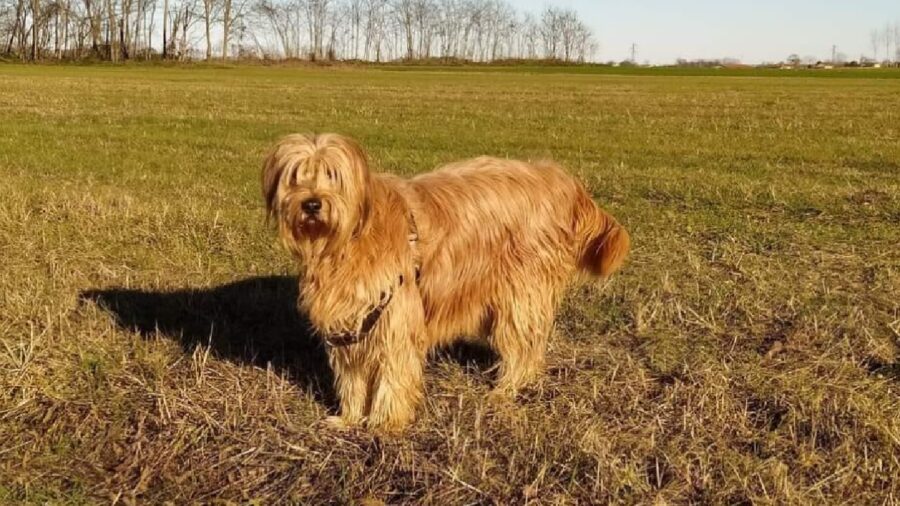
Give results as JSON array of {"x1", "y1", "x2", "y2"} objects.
[{"x1": 278, "y1": 189, "x2": 357, "y2": 258}]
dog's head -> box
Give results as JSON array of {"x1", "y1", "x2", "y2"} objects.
[{"x1": 262, "y1": 133, "x2": 371, "y2": 255}]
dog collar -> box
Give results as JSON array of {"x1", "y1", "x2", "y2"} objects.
[{"x1": 408, "y1": 209, "x2": 421, "y2": 283}]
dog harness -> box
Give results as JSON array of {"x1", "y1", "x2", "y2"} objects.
[{"x1": 324, "y1": 211, "x2": 421, "y2": 348}]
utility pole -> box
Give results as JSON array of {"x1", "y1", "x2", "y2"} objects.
[
  {"x1": 630, "y1": 43, "x2": 637, "y2": 63},
  {"x1": 831, "y1": 44, "x2": 837, "y2": 64}
]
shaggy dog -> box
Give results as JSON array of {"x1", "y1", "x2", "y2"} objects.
[{"x1": 262, "y1": 133, "x2": 630, "y2": 431}]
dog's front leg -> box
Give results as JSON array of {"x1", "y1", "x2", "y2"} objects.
[
  {"x1": 366, "y1": 294, "x2": 426, "y2": 432},
  {"x1": 367, "y1": 342, "x2": 423, "y2": 432},
  {"x1": 328, "y1": 352, "x2": 370, "y2": 428}
]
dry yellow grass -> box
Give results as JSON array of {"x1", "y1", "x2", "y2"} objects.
[{"x1": 0, "y1": 64, "x2": 898, "y2": 504}]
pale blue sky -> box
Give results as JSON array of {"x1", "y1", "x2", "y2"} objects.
[{"x1": 517, "y1": 0, "x2": 900, "y2": 64}]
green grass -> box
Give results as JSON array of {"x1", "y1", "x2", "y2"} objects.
[{"x1": 1, "y1": 63, "x2": 898, "y2": 504}]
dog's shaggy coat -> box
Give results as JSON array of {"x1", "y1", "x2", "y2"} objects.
[{"x1": 263, "y1": 133, "x2": 630, "y2": 431}]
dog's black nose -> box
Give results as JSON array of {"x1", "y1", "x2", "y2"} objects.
[{"x1": 301, "y1": 198, "x2": 322, "y2": 214}]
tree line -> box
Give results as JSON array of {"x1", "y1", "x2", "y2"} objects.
[{"x1": 0, "y1": 0, "x2": 598, "y2": 62}]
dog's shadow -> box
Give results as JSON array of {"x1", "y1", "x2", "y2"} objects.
[
  {"x1": 81, "y1": 276, "x2": 336, "y2": 406},
  {"x1": 81, "y1": 276, "x2": 499, "y2": 410}
]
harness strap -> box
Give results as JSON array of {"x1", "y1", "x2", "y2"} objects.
[
  {"x1": 324, "y1": 210, "x2": 421, "y2": 348},
  {"x1": 325, "y1": 290, "x2": 394, "y2": 347}
]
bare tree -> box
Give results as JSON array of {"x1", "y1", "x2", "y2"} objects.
[
  {"x1": 3, "y1": 0, "x2": 23, "y2": 56},
  {"x1": 519, "y1": 11, "x2": 538, "y2": 59},
  {"x1": 253, "y1": 0, "x2": 295, "y2": 57},
  {"x1": 883, "y1": 22, "x2": 894, "y2": 63},
  {"x1": 362, "y1": 0, "x2": 386, "y2": 60},
  {"x1": 169, "y1": 0, "x2": 199, "y2": 58},
  {"x1": 870, "y1": 28, "x2": 879, "y2": 61},
  {"x1": 391, "y1": 0, "x2": 412, "y2": 59},
  {"x1": 344, "y1": 0, "x2": 359, "y2": 58},
  {"x1": 220, "y1": 0, "x2": 229, "y2": 56},
  {"x1": 30, "y1": 0, "x2": 38, "y2": 58},
  {"x1": 201, "y1": 0, "x2": 216, "y2": 59},
  {"x1": 83, "y1": 0, "x2": 101, "y2": 55},
  {"x1": 143, "y1": 0, "x2": 154, "y2": 57},
  {"x1": 540, "y1": 6, "x2": 560, "y2": 59},
  {"x1": 104, "y1": 0, "x2": 117, "y2": 60},
  {"x1": 895, "y1": 22, "x2": 900, "y2": 63},
  {"x1": 161, "y1": 0, "x2": 167, "y2": 56},
  {"x1": 412, "y1": 0, "x2": 434, "y2": 58},
  {"x1": 434, "y1": 0, "x2": 459, "y2": 58}
]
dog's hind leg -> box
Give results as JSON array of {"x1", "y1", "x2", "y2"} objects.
[{"x1": 490, "y1": 292, "x2": 556, "y2": 395}]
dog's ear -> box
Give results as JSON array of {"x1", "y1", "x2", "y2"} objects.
[
  {"x1": 318, "y1": 133, "x2": 371, "y2": 181},
  {"x1": 317, "y1": 134, "x2": 373, "y2": 236},
  {"x1": 594, "y1": 219, "x2": 630, "y2": 278},
  {"x1": 262, "y1": 145, "x2": 285, "y2": 220},
  {"x1": 576, "y1": 197, "x2": 631, "y2": 279}
]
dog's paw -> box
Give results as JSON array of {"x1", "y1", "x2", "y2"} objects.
[
  {"x1": 368, "y1": 423, "x2": 410, "y2": 437},
  {"x1": 322, "y1": 415, "x2": 356, "y2": 431},
  {"x1": 485, "y1": 387, "x2": 518, "y2": 405},
  {"x1": 365, "y1": 412, "x2": 411, "y2": 435}
]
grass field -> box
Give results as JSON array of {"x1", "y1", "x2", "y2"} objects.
[{"x1": 1, "y1": 64, "x2": 898, "y2": 504}]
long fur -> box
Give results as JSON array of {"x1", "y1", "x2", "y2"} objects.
[{"x1": 263, "y1": 133, "x2": 630, "y2": 431}]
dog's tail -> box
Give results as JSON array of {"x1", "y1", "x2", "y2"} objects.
[{"x1": 572, "y1": 188, "x2": 630, "y2": 278}]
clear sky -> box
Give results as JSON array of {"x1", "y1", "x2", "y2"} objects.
[{"x1": 517, "y1": 0, "x2": 900, "y2": 64}]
